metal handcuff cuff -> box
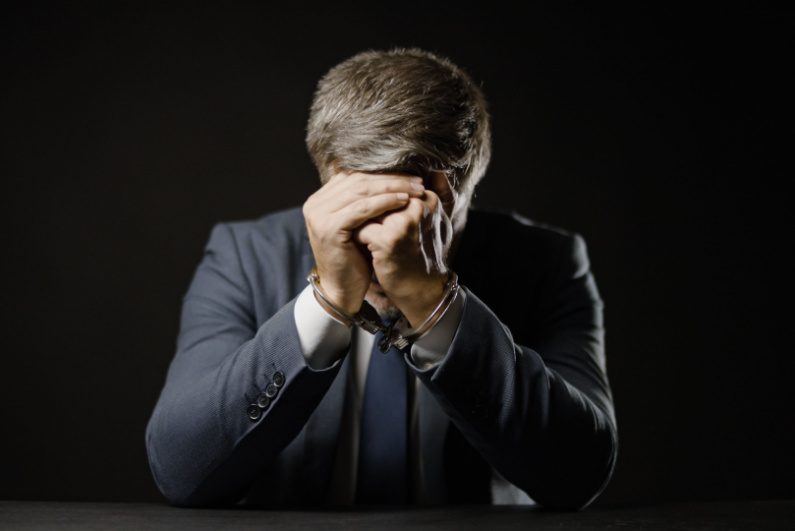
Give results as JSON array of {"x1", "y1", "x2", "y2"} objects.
[{"x1": 307, "y1": 267, "x2": 460, "y2": 353}]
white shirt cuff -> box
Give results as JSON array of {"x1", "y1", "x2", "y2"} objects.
[
  {"x1": 410, "y1": 289, "x2": 466, "y2": 371},
  {"x1": 294, "y1": 285, "x2": 351, "y2": 370}
]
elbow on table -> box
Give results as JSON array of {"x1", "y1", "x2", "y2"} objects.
[
  {"x1": 144, "y1": 416, "x2": 218, "y2": 508},
  {"x1": 533, "y1": 427, "x2": 618, "y2": 511},
  {"x1": 502, "y1": 414, "x2": 617, "y2": 511}
]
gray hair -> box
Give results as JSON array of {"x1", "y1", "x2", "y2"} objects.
[{"x1": 306, "y1": 48, "x2": 491, "y2": 196}]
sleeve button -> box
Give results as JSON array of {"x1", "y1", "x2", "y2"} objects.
[
  {"x1": 273, "y1": 371, "x2": 285, "y2": 388},
  {"x1": 256, "y1": 393, "x2": 271, "y2": 409},
  {"x1": 247, "y1": 405, "x2": 262, "y2": 421},
  {"x1": 265, "y1": 383, "x2": 278, "y2": 398}
]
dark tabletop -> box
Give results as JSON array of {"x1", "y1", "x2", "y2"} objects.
[{"x1": 1, "y1": 500, "x2": 793, "y2": 530}]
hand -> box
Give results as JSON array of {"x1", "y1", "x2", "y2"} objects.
[
  {"x1": 303, "y1": 171, "x2": 425, "y2": 315},
  {"x1": 355, "y1": 185, "x2": 454, "y2": 326}
]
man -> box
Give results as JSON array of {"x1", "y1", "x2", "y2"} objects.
[{"x1": 146, "y1": 48, "x2": 617, "y2": 510}]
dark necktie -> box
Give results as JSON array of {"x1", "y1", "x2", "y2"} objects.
[{"x1": 355, "y1": 326, "x2": 409, "y2": 504}]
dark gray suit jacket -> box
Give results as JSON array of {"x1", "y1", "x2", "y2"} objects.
[{"x1": 146, "y1": 207, "x2": 617, "y2": 509}]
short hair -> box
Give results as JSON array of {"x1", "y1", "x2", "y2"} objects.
[{"x1": 306, "y1": 48, "x2": 491, "y2": 195}]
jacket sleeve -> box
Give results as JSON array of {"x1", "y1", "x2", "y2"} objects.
[
  {"x1": 145, "y1": 223, "x2": 345, "y2": 507},
  {"x1": 411, "y1": 233, "x2": 617, "y2": 510}
]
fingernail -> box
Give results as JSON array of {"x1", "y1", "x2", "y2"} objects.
[
  {"x1": 397, "y1": 192, "x2": 409, "y2": 200},
  {"x1": 411, "y1": 182, "x2": 425, "y2": 192},
  {"x1": 410, "y1": 176, "x2": 423, "y2": 183}
]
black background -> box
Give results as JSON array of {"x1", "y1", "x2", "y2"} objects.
[{"x1": 1, "y1": 2, "x2": 791, "y2": 506}]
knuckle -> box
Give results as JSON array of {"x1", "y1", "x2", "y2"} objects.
[
  {"x1": 356, "y1": 200, "x2": 370, "y2": 217},
  {"x1": 383, "y1": 234, "x2": 400, "y2": 253},
  {"x1": 302, "y1": 202, "x2": 315, "y2": 220},
  {"x1": 355, "y1": 181, "x2": 370, "y2": 196},
  {"x1": 396, "y1": 214, "x2": 416, "y2": 234},
  {"x1": 409, "y1": 199, "x2": 425, "y2": 217}
]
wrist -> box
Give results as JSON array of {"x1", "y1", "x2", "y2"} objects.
[
  {"x1": 312, "y1": 290, "x2": 353, "y2": 328},
  {"x1": 396, "y1": 272, "x2": 450, "y2": 327},
  {"x1": 308, "y1": 268, "x2": 361, "y2": 325},
  {"x1": 311, "y1": 268, "x2": 363, "y2": 316},
  {"x1": 388, "y1": 272, "x2": 459, "y2": 349},
  {"x1": 307, "y1": 267, "x2": 385, "y2": 336}
]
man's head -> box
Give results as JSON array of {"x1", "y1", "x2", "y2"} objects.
[{"x1": 306, "y1": 48, "x2": 491, "y2": 229}]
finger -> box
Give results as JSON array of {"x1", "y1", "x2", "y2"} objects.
[
  {"x1": 354, "y1": 219, "x2": 384, "y2": 247},
  {"x1": 334, "y1": 192, "x2": 413, "y2": 230},
  {"x1": 380, "y1": 195, "x2": 449, "y2": 255},
  {"x1": 403, "y1": 196, "x2": 431, "y2": 222},
  {"x1": 337, "y1": 173, "x2": 424, "y2": 202},
  {"x1": 326, "y1": 171, "x2": 423, "y2": 192},
  {"x1": 419, "y1": 189, "x2": 440, "y2": 213},
  {"x1": 355, "y1": 210, "x2": 415, "y2": 248},
  {"x1": 366, "y1": 199, "x2": 424, "y2": 248},
  {"x1": 317, "y1": 173, "x2": 425, "y2": 213}
]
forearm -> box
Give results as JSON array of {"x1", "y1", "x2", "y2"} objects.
[
  {"x1": 412, "y1": 289, "x2": 617, "y2": 510},
  {"x1": 145, "y1": 300, "x2": 346, "y2": 506}
]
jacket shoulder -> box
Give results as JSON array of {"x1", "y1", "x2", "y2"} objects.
[
  {"x1": 201, "y1": 207, "x2": 312, "y2": 321},
  {"x1": 219, "y1": 206, "x2": 307, "y2": 245}
]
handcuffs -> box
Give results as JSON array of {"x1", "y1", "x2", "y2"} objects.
[{"x1": 307, "y1": 267, "x2": 459, "y2": 353}]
